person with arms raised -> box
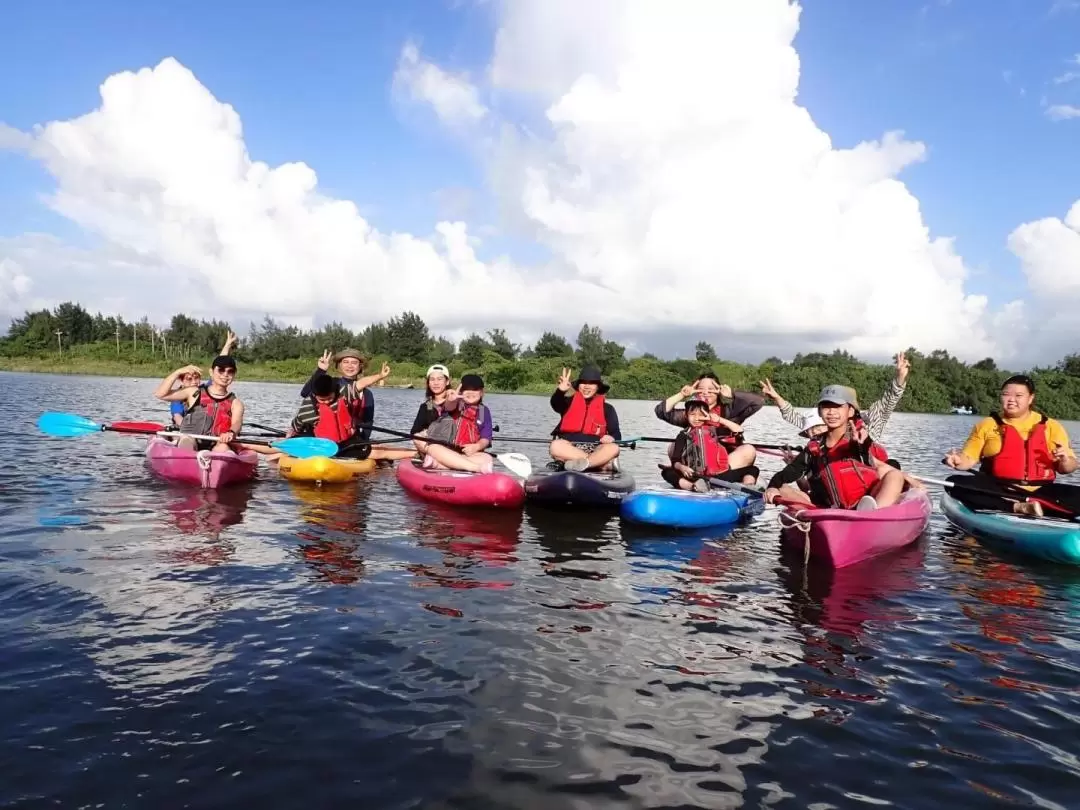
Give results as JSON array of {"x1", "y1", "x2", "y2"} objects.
[
  {"x1": 160, "y1": 330, "x2": 238, "y2": 426},
  {"x1": 943, "y1": 375, "x2": 1079, "y2": 517},
  {"x1": 155, "y1": 355, "x2": 245, "y2": 454},
  {"x1": 656, "y1": 371, "x2": 762, "y2": 476},
  {"x1": 549, "y1": 366, "x2": 622, "y2": 472}
]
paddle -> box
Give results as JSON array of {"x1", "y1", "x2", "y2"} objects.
[
  {"x1": 37, "y1": 412, "x2": 338, "y2": 459},
  {"x1": 916, "y1": 472, "x2": 1077, "y2": 519},
  {"x1": 494, "y1": 434, "x2": 640, "y2": 448},
  {"x1": 246, "y1": 421, "x2": 286, "y2": 436},
  {"x1": 366, "y1": 424, "x2": 533, "y2": 478}
]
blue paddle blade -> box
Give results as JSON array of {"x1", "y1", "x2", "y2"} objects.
[
  {"x1": 37, "y1": 412, "x2": 102, "y2": 437},
  {"x1": 272, "y1": 437, "x2": 339, "y2": 459}
]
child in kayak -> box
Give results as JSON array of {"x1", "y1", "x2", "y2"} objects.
[
  {"x1": 656, "y1": 372, "x2": 762, "y2": 478},
  {"x1": 414, "y1": 374, "x2": 496, "y2": 473},
  {"x1": 943, "y1": 374, "x2": 1080, "y2": 517},
  {"x1": 155, "y1": 355, "x2": 245, "y2": 453},
  {"x1": 299, "y1": 348, "x2": 413, "y2": 462},
  {"x1": 662, "y1": 397, "x2": 761, "y2": 491},
  {"x1": 763, "y1": 385, "x2": 912, "y2": 511},
  {"x1": 549, "y1": 366, "x2": 622, "y2": 472}
]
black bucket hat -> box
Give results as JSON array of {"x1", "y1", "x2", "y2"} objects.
[{"x1": 572, "y1": 365, "x2": 610, "y2": 395}]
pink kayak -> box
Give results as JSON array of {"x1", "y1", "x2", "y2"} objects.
[
  {"x1": 778, "y1": 487, "x2": 931, "y2": 568},
  {"x1": 396, "y1": 460, "x2": 525, "y2": 509},
  {"x1": 145, "y1": 437, "x2": 258, "y2": 489}
]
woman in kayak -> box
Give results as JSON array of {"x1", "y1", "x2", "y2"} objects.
[
  {"x1": 656, "y1": 373, "x2": 761, "y2": 476},
  {"x1": 943, "y1": 375, "x2": 1079, "y2": 517},
  {"x1": 662, "y1": 397, "x2": 761, "y2": 491},
  {"x1": 763, "y1": 385, "x2": 912, "y2": 511},
  {"x1": 159, "y1": 331, "x2": 238, "y2": 426},
  {"x1": 759, "y1": 351, "x2": 910, "y2": 442},
  {"x1": 155, "y1": 355, "x2": 245, "y2": 453},
  {"x1": 414, "y1": 374, "x2": 496, "y2": 473},
  {"x1": 410, "y1": 363, "x2": 453, "y2": 443},
  {"x1": 549, "y1": 366, "x2": 622, "y2": 472},
  {"x1": 299, "y1": 347, "x2": 413, "y2": 462}
]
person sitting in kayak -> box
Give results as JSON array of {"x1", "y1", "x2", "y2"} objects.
[
  {"x1": 943, "y1": 375, "x2": 1079, "y2": 518},
  {"x1": 763, "y1": 385, "x2": 911, "y2": 511},
  {"x1": 549, "y1": 365, "x2": 622, "y2": 472},
  {"x1": 656, "y1": 372, "x2": 762, "y2": 478},
  {"x1": 155, "y1": 355, "x2": 244, "y2": 453},
  {"x1": 158, "y1": 330, "x2": 237, "y2": 426},
  {"x1": 299, "y1": 347, "x2": 412, "y2": 462},
  {"x1": 760, "y1": 351, "x2": 910, "y2": 443},
  {"x1": 661, "y1": 397, "x2": 761, "y2": 491},
  {"x1": 414, "y1": 374, "x2": 496, "y2": 474},
  {"x1": 410, "y1": 364, "x2": 454, "y2": 450},
  {"x1": 282, "y1": 373, "x2": 371, "y2": 458}
]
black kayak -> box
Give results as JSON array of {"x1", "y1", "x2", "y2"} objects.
[{"x1": 524, "y1": 469, "x2": 637, "y2": 509}]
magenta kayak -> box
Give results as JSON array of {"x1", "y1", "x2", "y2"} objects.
[
  {"x1": 778, "y1": 487, "x2": 931, "y2": 568},
  {"x1": 396, "y1": 460, "x2": 525, "y2": 509},
  {"x1": 145, "y1": 437, "x2": 258, "y2": 489}
]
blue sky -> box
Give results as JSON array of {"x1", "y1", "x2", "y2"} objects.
[{"x1": 1, "y1": 0, "x2": 1079, "y2": 363}]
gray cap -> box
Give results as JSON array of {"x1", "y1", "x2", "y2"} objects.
[{"x1": 817, "y1": 385, "x2": 860, "y2": 409}]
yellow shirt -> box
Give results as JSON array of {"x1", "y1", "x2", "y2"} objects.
[{"x1": 961, "y1": 411, "x2": 1074, "y2": 461}]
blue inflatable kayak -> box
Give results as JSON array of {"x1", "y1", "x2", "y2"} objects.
[
  {"x1": 940, "y1": 492, "x2": 1080, "y2": 565},
  {"x1": 620, "y1": 487, "x2": 763, "y2": 529}
]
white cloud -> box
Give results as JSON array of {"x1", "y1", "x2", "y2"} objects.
[
  {"x1": 1046, "y1": 103, "x2": 1080, "y2": 120},
  {"x1": 0, "y1": 2, "x2": 1037, "y2": 364},
  {"x1": 393, "y1": 42, "x2": 488, "y2": 126}
]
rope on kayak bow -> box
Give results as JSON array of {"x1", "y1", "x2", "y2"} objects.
[{"x1": 777, "y1": 508, "x2": 813, "y2": 564}]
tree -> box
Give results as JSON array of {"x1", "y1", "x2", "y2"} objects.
[
  {"x1": 1059, "y1": 354, "x2": 1080, "y2": 377},
  {"x1": 458, "y1": 333, "x2": 491, "y2": 367},
  {"x1": 385, "y1": 311, "x2": 432, "y2": 363},
  {"x1": 487, "y1": 328, "x2": 519, "y2": 361},
  {"x1": 430, "y1": 336, "x2": 456, "y2": 364},
  {"x1": 695, "y1": 341, "x2": 717, "y2": 363},
  {"x1": 576, "y1": 323, "x2": 606, "y2": 369},
  {"x1": 973, "y1": 357, "x2": 998, "y2": 372},
  {"x1": 534, "y1": 331, "x2": 573, "y2": 359},
  {"x1": 358, "y1": 322, "x2": 390, "y2": 357}
]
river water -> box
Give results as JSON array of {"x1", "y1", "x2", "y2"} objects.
[{"x1": 2, "y1": 371, "x2": 1079, "y2": 809}]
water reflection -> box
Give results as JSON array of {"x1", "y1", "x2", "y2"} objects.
[
  {"x1": 405, "y1": 504, "x2": 523, "y2": 593},
  {"x1": 289, "y1": 480, "x2": 372, "y2": 584}
]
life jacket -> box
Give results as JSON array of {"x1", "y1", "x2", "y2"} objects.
[
  {"x1": 805, "y1": 434, "x2": 880, "y2": 509},
  {"x1": 558, "y1": 392, "x2": 607, "y2": 437},
  {"x1": 705, "y1": 402, "x2": 742, "y2": 447},
  {"x1": 337, "y1": 379, "x2": 373, "y2": 424},
  {"x1": 311, "y1": 395, "x2": 355, "y2": 443},
  {"x1": 981, "y1": 413, "x2": 1056, "y2": 484},
  {"x1": 682, "y1": 426, "x2": 730, "y2": 475},
  {"x1": 852, "y1": 416, "x2": 890, "y2": 462},
  {"x1": 427, "y1": 404, "x2": 485, "y2": 447},
  {"x1": 181, "y1": 388, "x2": 235, "y2": 436}
]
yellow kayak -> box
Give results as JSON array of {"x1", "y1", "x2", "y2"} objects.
[{"x1": 278, "y1": 455, "x2": 377, "y2": 484}]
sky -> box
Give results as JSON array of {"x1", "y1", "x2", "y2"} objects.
[{"x1": 2, "y1": 0, "x2": 1080, "y2": 367}]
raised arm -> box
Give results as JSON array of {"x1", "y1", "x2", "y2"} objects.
[
  {"x1": 154, "y1": 366, "x2": 200, "y2": 401},
  {"x1": 352, "y1": 361, "x2": 392, "y2": 392},
  {"x1": 760, "y1": 378, "x2": 808, "y2": 430}
]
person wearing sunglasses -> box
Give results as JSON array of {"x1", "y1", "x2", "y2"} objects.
[{"x1": 155, "y1": 355, "x2": 244, "y2": 453}]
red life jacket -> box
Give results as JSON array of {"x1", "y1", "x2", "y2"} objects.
[
  {"x1": 186, "y1": 388, "x2": 235, "y2": 434},
  {"x1": 558, "y1": 392, "x2": 607, "y2": 437},
  {"x1": 706, "y1": 403, "x2": 742, "y2": 447},
  {"x1": 851, "y1": 416, "x2": 890, "y2": 462},
  {"x1": 447, "y1": 404, "x2": 483, "y2": 446},
  {"x1": 682, "y1": 426, "x2": 730, "y2": 475},
  {"x1": 312, "y1": 395, "x2": 355, "y2": 443},
  {"x1": 806, "y1": 434, "x2": 881, "y2": 509},
  {"x1": 982, "y1": 413, "x2": 1056, "y2": 484}
]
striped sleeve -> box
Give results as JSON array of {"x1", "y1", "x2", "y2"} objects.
[
  {"x1": 290, "y1": 401, "x2": 318, "y2": 434},
  {"x1": 863, "y1": 380, "x2": 905, "y2": 440},
  {"x1": 778, "y1": 402, "x2": 808, "y2": 430}
]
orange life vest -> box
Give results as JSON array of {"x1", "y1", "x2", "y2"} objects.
[
  {"x1": 447, "y1": 404, "x2": 482, "y2": 446},
  {"x1": 312, "y1": 396, "x2": 355, "y2": 443},
  {"x1": 981, "y1": 413, "x2": 1056, "y2": 484},
  {"x1": 181, "y1": 388, "x2": 235, "y2": 435},
  {"x1": 682, "y1": 426, "x2": 730, "y2": 475},
  {"x1": 806, "y1": 435, "x2": 881, "y2": 509},
  {"x1": 558, "y1": 392, "x2": 607, "y2": 437}
]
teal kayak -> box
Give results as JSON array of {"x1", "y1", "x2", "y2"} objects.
[{"x1": 939, "y1": 492, "x2": 1080, "y2": 565}]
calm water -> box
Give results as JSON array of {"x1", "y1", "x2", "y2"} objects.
[{"x1": 2, "y1": 371, "x2": 1079, "y2": 809}]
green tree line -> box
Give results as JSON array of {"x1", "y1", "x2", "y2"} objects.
[{"x1": 4, "y1": 302, "x2": 1080, "y2": 418}]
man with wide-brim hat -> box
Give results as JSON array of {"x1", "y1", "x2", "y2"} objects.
[{"x1": 548, "y1": 365, "x2": 623, "y2": 472}]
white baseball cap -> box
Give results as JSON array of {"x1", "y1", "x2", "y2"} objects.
[{"x1": 426, "y1": 364, "x2": 450, "y2": 378}]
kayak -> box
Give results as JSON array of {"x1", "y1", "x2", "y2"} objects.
[
  {"x1": 940, "y1": 491, "x2": 1080, "y2": 565},
  {"x1": 621, "y1": 487, "x2": 762, "y2": 529},
  {"x1": 396, "y1": 460, "x2": 525, "y2": 509},
  {"x1": 145, "y1": 437, "x2": 258, "y2": 489},
  {"x1": 278, "y1": 455, "x2": 377, "y2": 484},
  {"x1": 524, "y1": 469, "x2": 636, "y2": 509},
  {"x1": 778, "y1": 487, "x2": 931, "y2": 568}
]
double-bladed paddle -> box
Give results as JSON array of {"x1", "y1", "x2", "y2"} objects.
[
  {"x1": 37, "y1": 411, "x2": 338, "y2": 459},
  {"x1": 916, "y1": 471, "x2": 1078, "y2": 519},
  {"x1": 365, "y1": 424, "x2": 533, "y2": 479},
  {"x1": 492, "y1": 434, "x2": 640, "y2": 449}
]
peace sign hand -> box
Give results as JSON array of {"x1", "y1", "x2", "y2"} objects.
[
  {"x1": 557, "y1": 368, "x2": 572, "y2": 392},
  {"x1": 318, "y1": 349, "x2": 332, "y2": 371},
  {"x1": 378, "y1": 361, "x2": 391, "y2": 379},
  {"x1": 895, "y1": 351, "x2": 910, "y2": 384}
]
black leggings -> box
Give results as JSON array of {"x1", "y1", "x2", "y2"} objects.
[
  {"x1": 661, "y1": 465, "x2": 760, "y2": 489},
  {"x1": 946, "y1": 475, "x2": 1080, "y2": 516}
]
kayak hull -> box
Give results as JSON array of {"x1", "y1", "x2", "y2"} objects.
[
  {"x1": 621, "y1": 488, "x2": 759, "y2": 528},
  {"x1": 145, "y1": 437, "x2": 258, "y2": 489},
  {"x1": 779, "y1": 487, "x2": 931, "y2": 568},
  {"x1": 279, "y1": 455, "x2": 377, "y2": 484},
  {"x1": 396, "y1": 460, "x2": 525, "y2": 509},
  {"x1": 940, "y1": 491, "x2": 1080, "y2": 565},
  {"x1": 524, "y1": 470, "x2": 636, "y2": 509}
]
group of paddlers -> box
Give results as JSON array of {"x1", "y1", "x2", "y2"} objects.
[{"x1": 154, "y1": 340, "x2": 1080, "y2": 518}]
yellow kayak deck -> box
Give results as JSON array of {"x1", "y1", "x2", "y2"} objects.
[{"x1": 278, "y1": 455, "x2": 377, "y2": 484}]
